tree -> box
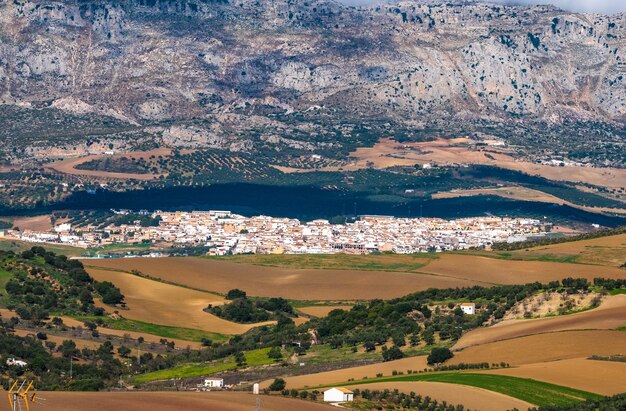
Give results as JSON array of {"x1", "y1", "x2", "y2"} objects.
[
  {"x1": 427, "y1": 347, "x2": 453, "y2": 365},
  {"x1": 235, "y1": 351, "x2": 247, "y2": 367},
  {"x1": 267, "y1": 346, "x2": 282, "y2": 360},
  {"x1": 226, "y1": 289, "x2": 246, "y2": 300},
  {"x1": 382, "y1": 345, "x2": 404, "y2": 362},
  {"x1": 117, "y1": 346, "x2": 132, "y2": 358},
  {"x1": 269, "y1": 378, "x2": 286, "y2": 391}
]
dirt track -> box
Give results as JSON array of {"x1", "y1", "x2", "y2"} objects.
[
  {"x1": 454, "y1": 295, "x2": 626, "y2": 349},
  {"x1": 35, "y1": 391, "x2": 334, "y2": 411},
  {"x1": 347, "y1": 381, "x2": 533, "y2": 411},
  {"x1": 87, "y1": 268, "x2": 274, "y2": 335}
]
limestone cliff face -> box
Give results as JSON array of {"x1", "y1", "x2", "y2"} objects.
[{"x1": 1, "y1": 0, "x2": 624, "y2": 126}]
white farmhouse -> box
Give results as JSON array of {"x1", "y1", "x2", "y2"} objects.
[
  {"x1": 6, "y1": 358, "x2": 27, "y2": 367},
  {"x1": 203, "y1": 378, "x2": 224, "y2": 389},
  {"x1": 460, "y1": 303, "x2": 475, "y2": 315},
  {"x1": 323, "y1": 387, "x2": 354, "y2": 402}
]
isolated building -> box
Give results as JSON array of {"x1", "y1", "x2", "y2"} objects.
[
  {"x1": 203, "y1": 378, "x2": 224, "y2": 388},
  {"x1": 323, "y1": 387, "x2": 354, "y2": 402},
  {"x1": 460, "y1": 303, "x2": 476, "y2": 315}
]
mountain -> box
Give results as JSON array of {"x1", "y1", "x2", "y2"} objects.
[{"x1": 0, "y1": 0, "x2": 624, "y2": 160}]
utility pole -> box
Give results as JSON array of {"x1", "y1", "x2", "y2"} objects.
[{"x1": 256, "y1": 396, "x2": 261, "y2": 411}]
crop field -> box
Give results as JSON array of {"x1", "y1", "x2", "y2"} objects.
[
  {"x1": 334, "y1": 373, "x2": 602, "y2": 407},
  {"x1": 452, "y1": 330, "x2": 626, "y2": 365},
  {"x1": 346, "y1": 381, "x2": 532, "y2": 411},
  {"x1": 260, "y1": 356, "x2": 430, "y2": 389},
  {"x1": 418, "y1": 254, "x2": 626, "y2": 285},
  {"x1": 482, "y1": 358, "x2": 626, "y2": 395},
  {"x1": 336, "y1": 138, "x2": 626, "y2": 190},
  {"x1": 38, "y1": 391, "x2": 335, "y2": 411},
  {"x1": 0, "y1": 238, "x2": 83, "y2": 257},
  {"x1": 454, "y1": 295, "x2": 626, "y2": 349},
  {"x1": 134, "y1": 347, "x2": 273, "y2": 384},
  {"x1": 86, "y1": 268, "x2": 273, "y2": 335},
  {"x1": 84, "y1": 257, "x2": 478, "y2": 300},
  {"x1": 507, "y1": 233, "x2": 626, "y2": 266}
]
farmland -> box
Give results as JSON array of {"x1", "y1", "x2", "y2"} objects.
[
  {"x1": 38, "y1": 391, "x2": 335, "y2": 411},
  {"x1": 453, "y1": 294, "x2": 626, "y2": 349},
  {"x1": 345, "y1": 381, "x2": 532, "y2": 411},
  {"x1": 84, "y1": 247, "x2": 626, "y2": 301},
  {"x1": 322, "y1": 373, "x2": 602, "y2": 407},
  {"x1": 86, "y1": 267, "x2": 274, "y2": 335}
]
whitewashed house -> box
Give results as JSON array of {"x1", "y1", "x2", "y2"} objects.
[
  {"x1": 6, "y1": 358, "x2": 27, "y2": 367},
  {"x1": 203, "y1": 378, "x2": 224, "y2": 389},
  {"x1": 323, "y1": 387, "x2": 354, "y2": 402},
  {"x1": 460, "y1": 303, "x2": 476, "y2": 315}
]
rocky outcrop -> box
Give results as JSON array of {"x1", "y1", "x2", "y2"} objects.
[{"x1": 0, "y1": 0, "x2": 624, "y2": 150}]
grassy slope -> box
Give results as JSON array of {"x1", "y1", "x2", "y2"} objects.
[
  {"x1": 0, "y1": 238, "x2": 83, "y2": 257},
  {"x1": 76, "y1": 316, "x2": 228, "y2": 343},
  {"x1": 134, "y1": 347, "x2": 274, "y2": 384},
  {"x1": 315, "y1": 372, "x2": 602, "y2": 407}
]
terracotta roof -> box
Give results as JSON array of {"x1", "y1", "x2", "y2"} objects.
[{"x1": 460, "y1": 303, "x2": 475, "y2": 306}]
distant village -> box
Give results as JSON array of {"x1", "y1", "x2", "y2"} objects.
[{"x1": 2, "y1": 210, "x2": 553, "y2": 256}]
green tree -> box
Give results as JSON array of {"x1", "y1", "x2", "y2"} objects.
[
  {"x1": 427, "y1": 347, "x2": 453, "y2": 365},
  {"x1": 269, "y1": 378, "x2": 286, "y2": 391}
]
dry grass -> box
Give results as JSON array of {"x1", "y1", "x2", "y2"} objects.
[
  {"x1": 298, "y1": 306, "x2": 353, "y2": 317},
  {"x1": 420, "y1": 254, "x2": 626, "y2": 285},
  {"x1": 86, "y1": 268, "x2": 273, "y2": 335},
  {"x1": 13, "y1": 329, "x2": 103, "y2": 351},
  {"x1": 84, "y1": 257, "x2": 480, "y2": 300},
  {"x1": 261, "y1": 356, "x2": 429, "y2": 389},
  {"x1": 7, "y1": 215, "x2": 53, "y2": 231},
  {"x1": 347, "y1": 381, "x2": 533, "y2": 411},
  {"x1": 510, "y1": 234, "x2": 626, "y2": 266},
  {"x1": 454, "y1": 295, "x2": 626, "y2": 349},
  {"x1": 37, "y1": 391, "x2": 334, "y2": 411},
  {"x1": 452, "y1": 330, "x2": 626, "y2": 365},
  {"x1": 47, "y1": 148, "x2": 170, "y2": 180},
  {"x1": 482, "y1": 358, "x2": 626, "y2": 395}
]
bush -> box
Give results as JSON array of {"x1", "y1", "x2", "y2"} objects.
[
  {"x1": 427, "y1": 347, "x2": 453, "y2": 365},
  {"x1": 269, "y1": 378, "x2": 286, "y2": 391}
]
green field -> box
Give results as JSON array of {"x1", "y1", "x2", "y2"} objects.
[
  {"x1": 311, "y1": 372, "x2": 602, "y2": 407},
  {"x1": 134, "y1": 347, "x2": 274, "y2": 384},
  {"x1": 76, "y1": 316, "x2": 228, "y2": 343},
  {"x1": 0, "y1": 238, "x2": 83, "y2": 257},
  {"x1": 205, "y1": 253, "x2": 438, "y2": 272},
  {"x1": 0, "y1": 268, "x2": 12, "y2": 304}
]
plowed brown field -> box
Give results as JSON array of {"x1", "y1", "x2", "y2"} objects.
[
  {"x1": 261, "y1": 356, "x2": 429, "y2": 389},
  {"x1": 454, "y1": 295, "x2": 626, "y2": 349},
  {"x1": 347, "y1": 381, "x2": 533, "y2": 411},
  {"x1": 86, "y1": 268, "x2": 273, "y2": 334},
  {"x1": 482, "y1": 358, "x2": 626, "y2": 395},
  {"x1": 84, "y1": 258, "x2": 481, "y2": 300},
  {"x1": 38, "y1": 391, "x2": 334, "y2": 411},
  {"x1": 419, "y1": 254, "x2": 626, "y2": 285},
  {"x1": 452, "y1": 330, "x2": 626, "y2": 365}
]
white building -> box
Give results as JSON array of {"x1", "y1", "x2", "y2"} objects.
[
  {"x1": 323, "y1": 387, "x2": 354, "y2": 402},
  {"x1": 460, "y1": 303, "x2": 476, "y2": 315},
  {"x1": 203, "y1": 378, "x2": 224, "y2": 389},
  {"x1": 6, "y1": 358, "x2": 27, "y2": 367}
]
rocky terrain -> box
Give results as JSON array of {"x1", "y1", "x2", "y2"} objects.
[{"x1": 0, "y1": 0, "x2": 624, "y2": 162}]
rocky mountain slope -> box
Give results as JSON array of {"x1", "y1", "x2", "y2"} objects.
[{"x1": 0, "y1": 0, "x2": 624, "y2": 162}]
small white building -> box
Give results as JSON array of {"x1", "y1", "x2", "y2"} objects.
[
  {"x1": 203, "y1": 378, "x2": 224, "y2": 389},
  {"x1": 6, "y1": 358, "x2": 27, "y2": 367},
  {"x1": 323, "y1": 387, "x2": 354, "y2": 403},
  {"x1": 460, "y1": 303, "x2": 476, "y2": 315}
]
